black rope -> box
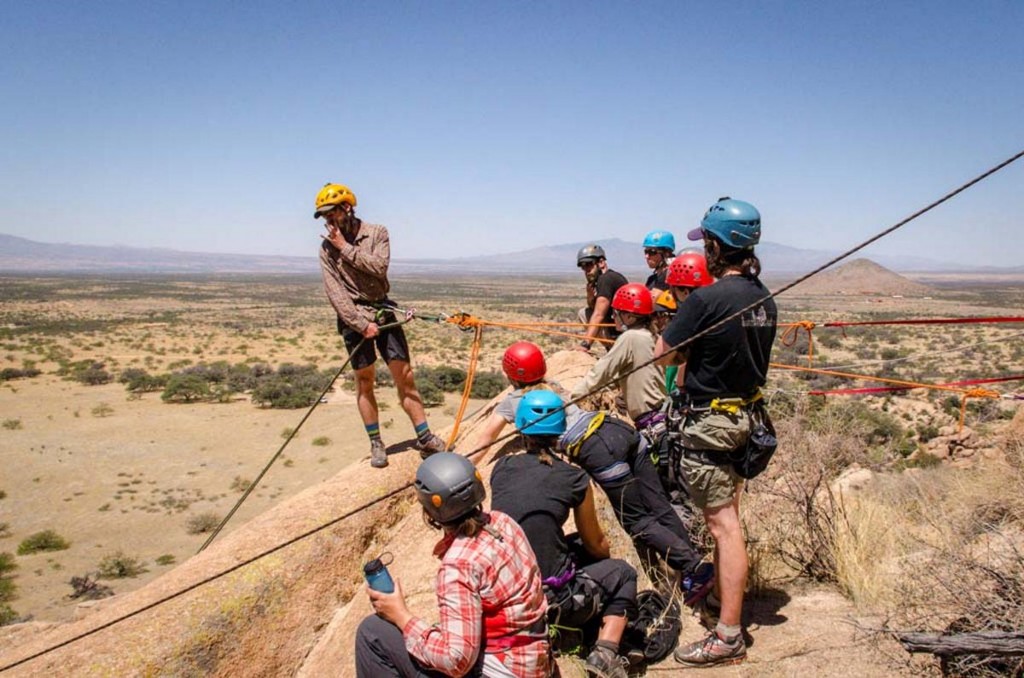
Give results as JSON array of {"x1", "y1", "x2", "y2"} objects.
[
  {"x1": 198, "y1": 317, "x2": 413, "y2": 552},
  {"x1": 196, "y1": 347, "x2": 362, "y2": 553},
  {"x1": 3, "y1": 148, "x2": 1021, "y2": 673}
]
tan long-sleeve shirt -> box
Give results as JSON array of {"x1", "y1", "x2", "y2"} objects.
[
  {"x1": 319, "y1": 220, "x2": 391, "y2": 333},
  {"x1": 571, "y1": 327, "x2": 666, "y2": 421}
]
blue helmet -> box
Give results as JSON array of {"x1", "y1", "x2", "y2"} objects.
[
  {"x1": 688, "y1": 197, "x2": 761, "y2": 249},
  {"x1": 515, "y1": 389, "x2": 566, "y2": 436},
  {"x1": 642, "y1": 230, "x2": 676, "y2": 252}
]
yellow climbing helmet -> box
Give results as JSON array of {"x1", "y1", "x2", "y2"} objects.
[{"x1": 313, "y1": 183, "x2": 357, "y2": 218}]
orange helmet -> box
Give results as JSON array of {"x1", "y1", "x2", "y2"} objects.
[
  {"x1": 502, "y1": 341, "x2": 546, "y2": 384},
  {"x1": 313, "y1": 183, "x2": 357, "y2": 218},
  {"x1": 667, "y1": 251, "x2": 712, "y2": 288},
  {"x1": 611, "y1": 283, "x2": 653, "y2": 316}
]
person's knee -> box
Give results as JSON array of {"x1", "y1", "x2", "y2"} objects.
[
  {"x1": 388, "y1": 361, "x2": 415, "y2": 391},
  {"x1": 355, "y1": 367, "x2": 376, "y2": 392},
  {"x1": 704, "y1": 504, "x2": 742, "y2": 542}
]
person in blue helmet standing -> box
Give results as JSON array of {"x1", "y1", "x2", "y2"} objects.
[
  {"x1": 654, "y1": 197, "x2": 777, "y2": 668},
  {"x1": 641, "y1": 230, "x2": 676, "y2": 297}
]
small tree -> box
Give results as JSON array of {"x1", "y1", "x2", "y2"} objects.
[{"x1": 161, "y1": 374, "x2": 212, "y2": 403}]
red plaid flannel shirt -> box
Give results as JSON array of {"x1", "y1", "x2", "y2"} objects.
[{"x1": 402, "y1": 511, "x2": 550, "y2": 677}]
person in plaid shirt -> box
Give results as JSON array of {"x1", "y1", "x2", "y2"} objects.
[{"x1": 355, "y1": 453, "x2": 551, "y2": 677}]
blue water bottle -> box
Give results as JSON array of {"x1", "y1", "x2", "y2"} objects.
[{"x1": 364, "y1": 552, "x2": 395, "y2": 593}]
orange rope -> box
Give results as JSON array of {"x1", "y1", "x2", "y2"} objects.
[
  {"x1": 779, "y1": 320, "x2": 817, "y2": 366},
  {"x1": 772, "y1": 363, "x2": 1001, "y2": 431},
  {"x1": 958, "y1": 387, "x2": 1001, "y2": 430},
  {"x1": 447, "y1": 324, "x2": 483, "y2": 449},
  {"x1": 445, "y1": 313, "x2": 616, "y2": 344}
]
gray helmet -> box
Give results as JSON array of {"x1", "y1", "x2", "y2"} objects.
[
  {"x1": 415, "y1": 452, "x2": 486, "y2": 525},
  {"x1": 577, "y1": 244, "x2": 606, "y2": 267}
]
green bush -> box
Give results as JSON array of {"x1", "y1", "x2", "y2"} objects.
[
  {"x1": 97, "y1": 551, "x2": 147, "y2": 578},
  {"x1": 58, "y1": 360, "x2": 112, "y2": 386},
  {"x1": 0, "y1": 604, "x2": 17, "y2": 626},
  {"x1": 312, "y1": 436, "x2": 331, "y2": 446},
  {"x1": 161, "y1": 374, "x2": 212, "y2": 403},
  {"x1": 251, "y1": 364, "x2": 333, "y2": 409},
  {"x1": 119, "y1": 368, "x2": 167, "y2": 393},
  {"x1": 0, "y1": 367, "x2": 40, "y2": 382},
  {"x1": 155, "y1": 554, "x2": 176, "y2": 566},
  {"x1": 418, "y1": 379, "x2": 445, "y2": 408},
  {"x1": 17, "y1": 529, "x2": 70, "y2": 555},
  {"x1": 0, "y1": 552, "x2": 16, "y2": 578},
  {"x1": 469, "y1": 371, "x2": 505, "y2": 399},
  {"x1": 186, "y1": 512, "x2": 221, "y2": 535},
  {"x1": 2, "y1": 420, "x2": 21, "y2": 431}
]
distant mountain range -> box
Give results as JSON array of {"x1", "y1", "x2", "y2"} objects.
[{"x1": 1, "y1": 232, "x2": 1020, "y2": 276}]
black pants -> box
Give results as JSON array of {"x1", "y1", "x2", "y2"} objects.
[
  {"x1": 576, "y1": 418, "x2": 703, "y2": 575},
  {"x1": 354, "y1": 614, "x2": 484, "y2": 678},
  {"x1": 548, "y1": 557, "x2": 638, "y2": 630}
]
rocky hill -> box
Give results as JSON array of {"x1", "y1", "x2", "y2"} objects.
[
  {"x1": 790, "y1": 258, "x2": 934, "y2": 296},
  {"x1": 0, "y1": 351, "x2": 903, "y2": 677}
]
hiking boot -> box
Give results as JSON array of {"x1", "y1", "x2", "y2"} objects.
[
  {"x1": 674, "y1": 629, "x2": 746, "y2": 668},
  {"x1": 584, "y1": 645, "x2": 629, "y2": 678},
  {"x1": 369, "y1": 439, "x2": 388, "y2": 469},
  {"x1": 414, "y1": 432, "x2": 447, "y2": 459},
  {"x1": 695, "y1": 595, "x2": 721, "y2": 630},
  {"x1": 682, "y1": 562, "x2": 715, "y2": 607}
]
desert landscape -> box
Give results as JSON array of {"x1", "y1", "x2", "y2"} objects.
[{"x1": 1, "y1": 263, "x2": 1023, "y2": 676}]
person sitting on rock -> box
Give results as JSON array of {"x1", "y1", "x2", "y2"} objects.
[
  {"x1": 355, "y1": 452, "x2": 551, "y2": 677},
  {"x1": 491, "y1": 390, "x2": 638, "y2": 678},
  {"x1": 571, "y1": 283, "x2": 666, "y2": 425},
  {"x1": 475, "y1": 341, "x2": 585, "y2": 455}
]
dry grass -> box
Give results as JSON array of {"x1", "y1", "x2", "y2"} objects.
[{"x1": 746, "y1": 405, "x2": 1024, "y2": 675}]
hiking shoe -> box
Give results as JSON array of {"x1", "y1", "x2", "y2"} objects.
[
  {"x1": 414, "y1": 432, "x2": 447, "y2": 459},
  {"x1": 695, "y1": 595, "x2": 721, "y2": 631},
  {"x1": 674, "y1": 629, "x2": 746, "y2": 668},
  {"x1": 369, "y1": 439, "x2": 388, "y2": 469},
  {"x1": 682, "y1": 562, "x2": 715, "y2": 606},
  {"x1": 584, "y1": 645, "x2": 629, "y2": 678}
]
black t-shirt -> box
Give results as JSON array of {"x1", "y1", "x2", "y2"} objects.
[
  {"x1": 490, "y1": 452, "x2": 590, "y2": 580},
  {"x1": 645, "y1": 268, "x2": 668, "y2": 292},
  {"x1": 661, "y1": 275, "x2": 777, "y2": 402},
  {"x1": 590, "y1": 268, "x2": 628, "y2": 325}
]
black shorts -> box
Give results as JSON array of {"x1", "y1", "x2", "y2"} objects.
[{"x1": 337, "y1": 312, "x2": 410, "y2": 370}]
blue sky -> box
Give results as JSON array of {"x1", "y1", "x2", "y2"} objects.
[{"x1": 2, "y1": 1, "x2": 1022, "y2": 265}]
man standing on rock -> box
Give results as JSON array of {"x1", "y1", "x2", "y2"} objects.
[
  {"x1": 654, "y1": 197, "x2": 777, "y2": 668},
  {"x1": 315, "y1": 183, "x2": 446, "y2": 469},
  {"x1": 576, "y1": 244, "x2": 628, "y2": 353}
]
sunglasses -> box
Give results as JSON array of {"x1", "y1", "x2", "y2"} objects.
[
  {"x1": 579, "y1": 260, "x2": 598, "y2": 270},
  {"x1": 644, "y1": 248, "x2": 664, "y2": 256}
]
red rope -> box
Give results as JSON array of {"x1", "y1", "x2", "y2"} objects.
[
  {"x1": 823, "y1": 316, "x2": 1024, "y2": 328},
  {"x1": 809, "y1": 374, "x2": 1024, "y2": 396}
]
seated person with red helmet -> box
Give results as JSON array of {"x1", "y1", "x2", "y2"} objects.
[
  {"x1": 474, "y1": 341, "x2": 585, "y2": 455},
  {"x1": 355, "y1": 452, "x2": 551, "y2": 677},
  {"x1": 491, "y1": 391, "x2": 638, "y2": 678}
]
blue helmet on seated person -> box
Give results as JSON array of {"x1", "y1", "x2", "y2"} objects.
[{"x1": 515, "y1": 389, "x2": 567, "y2": 436}]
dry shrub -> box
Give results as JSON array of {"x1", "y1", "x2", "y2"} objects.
[
  {"x1": 743, "y1": 396, "x2": 877, "y2": 587},
  {"x1": 877, "y1": 434, "x2": 1024, "y2": 676}
]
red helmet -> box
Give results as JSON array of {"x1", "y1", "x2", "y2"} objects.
[
  {"x1": 502, "y1": 341, "x2": 546, "y2": 384},
  {"x1": 611, "y1": 283, "x2": 653, "y2": 316},
  {"x1": 667, "y1": 251, "x2": 713, "y2": 288}
]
